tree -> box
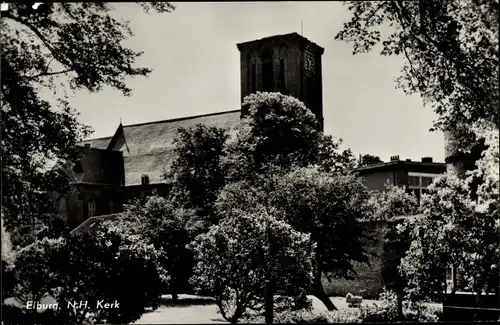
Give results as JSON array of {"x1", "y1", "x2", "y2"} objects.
[
  {"x1": 336, "y1": 1, "x2": 498, "y2": 155},
  {"x1": 1, "y1": 2, "x2": 175, "y2": 247},
  {"x1": 367, "y1": 185, "x2": 420, "y2": 318},
  {"x1": 57, "y1": 221, "x2": 168, "y2": 324},
  {"x1": 216, "y1": 166, "x2": 372, "y2": 311},
  {"x1": 400, "y1": 128, "x2": 499, "y2": 302},
  {"x1": 127, "y1": 196, "x2": 198, "y2": 301},
  {"x1": 368, "y1": 185, "x2": 420, "y2": 221},
  {"x1": 267, "y1": 167, "x2": 372, "y2": 311},
  {"x1": 167, "y1": 124, "x2": 230, "y2": 224},
  {"x1": 189, "y1": 208, "x2": 315, "y2": 324},
  {"x1": 224, "y1": 92, "x2": 354, "y2": 182},
  {"x1": 12, "y1": 238, "x2": 66, "y2": 309},
  {"x1": 360, "y1": 154, "x2": 383, "y2": 166}
]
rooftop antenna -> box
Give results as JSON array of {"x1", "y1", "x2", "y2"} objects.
[
  {"x1": 301, "y1": 18, "x2": 303, "y2": 36},
  {"x1": 120, "y1": 117, "x2": 122, "y2": 124}
]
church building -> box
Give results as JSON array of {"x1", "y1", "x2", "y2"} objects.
[{"x1": 61, "y1": 33, "x2": 326, "y2": 229}]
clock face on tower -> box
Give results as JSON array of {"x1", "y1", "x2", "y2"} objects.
[{"x1": 304, "y1": 53, "x2": 315, "y2": 72}]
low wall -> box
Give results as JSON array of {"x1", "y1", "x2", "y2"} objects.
[
  {"x1": 442, "y1": 292, "x2": 500, "y2": 321},
  {"x1": 323, "y1": 221, "x2": 388, "y2": 299}
]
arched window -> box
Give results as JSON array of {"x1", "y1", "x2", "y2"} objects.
[
  {"x1": 261, "y1": 48, "x2": 274, "y2": 92},
  {"x1": 141, "y1": 174, "x2": 149, "y2": 186},
  {"x1": 247, "y1": 51, "x2": 256, "y2": 94},
  {"x1": 278, "y1": 45, "x2": 287, "y2": 93}
]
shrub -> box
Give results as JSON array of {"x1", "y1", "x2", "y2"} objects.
[
  {"x1": 274, "y1": 310, "x2": 330, "y2": 323},
  {"x1": 57, "y1": 221, "x2": 169, "y2": 324},
  {"x1": 359, "y1": 289, "x2": 441, "y2": 323},
  {"x1": 326, "y1": 308, "x2": 363, "y2": 323}
]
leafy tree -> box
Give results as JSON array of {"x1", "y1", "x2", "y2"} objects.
[
  {"x1": 224, "y1": 92, "x2": 354, "y2": 182},
  {"x1": 336, "y1": 0, "x2": 498, "y2": 156},
  {"x1": 400, "y1": 129, "x2": 499, "y2": 302},
  {"x1": 359, "y1": 154, "x2": 383, "y2": 166},
  {"x1": 57, "y1": 222, "x2": 168, "y2": 324},
  {"x1": 1, "y1": 2, "x2": 175, "y2": 247},
  {"x1": 12, "y1": 237, "x2": 66, "y2": 308},
  {"x1": 366, "y1": 185, "x2": 419, "y2": 318},
  {"x1": 267, "y1": 167, "x2": 372, "y2": 311},
  {"x1": 167, "y1": 124, "x2": 230, "y2": 224},
  {"x1": 216, "y1": 166, "x2": 372, "y2": 311},
  {"x1": 127, "y1": 196, "x2": 198, "y2": 301},
  {"x1": 368, "y1": 185, "x2": 420, "y2": 221},
  {"x1": 189, "y1": 208, "x2": 315, "y2": 324}
]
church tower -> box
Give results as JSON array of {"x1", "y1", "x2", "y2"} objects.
[{"x1": 237, "y1": 33, "x2": 325, "y2": 131}]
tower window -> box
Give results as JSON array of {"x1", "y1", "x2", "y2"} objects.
[
  {"x1": 279, "y1": 59, "x2": 286, "y2": 93},
  {"x1": 141, "y1": 174, "x2": 149, "y2": 186},
  {"x1": 251, "y1": 63, "x2": 256, "y2": 93},
  {"x1": 261, "y1": 48, "x2": 274, "y2": 92}
]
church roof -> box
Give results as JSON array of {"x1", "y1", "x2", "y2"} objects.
[{"x1": 80, "y1": 110, "x2": 241, "y2": 186}]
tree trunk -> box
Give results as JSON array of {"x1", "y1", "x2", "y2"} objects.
[
  {"x1": 396, "y1": 293, "x2": 404, "y2": 320},
  {"x1": 265, "y1": 281, "x2": 275, "y2": 323},
  {"x1": 171, "y1": 293, "x2": 178, "y2": 302},
  {"x1": 313, "y1": 280, "x2": 337, "y2": 311}
]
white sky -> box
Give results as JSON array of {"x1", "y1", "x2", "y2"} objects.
[{"x1": 66, "y1": 2, "x2": 445, "y2": 163}]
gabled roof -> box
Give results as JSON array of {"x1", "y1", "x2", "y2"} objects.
[
  {"x1": 79, "y1": 136, "x2": 113, "y2": 150},
  {"x1": 70, "y1": 213, "x2": 124, "y2": 236},
  {"x1": 80, "y1": 110, "x2": 241, "y2": 186}
]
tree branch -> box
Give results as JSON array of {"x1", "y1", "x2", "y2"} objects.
[
  {"x1": 28, "y1": 69, "x2": 73, "y2": 79},
  {"x1": 2, "y1": 12, "x2": 73, "y2": 73},
  {"x1": 363, "y1": 1, "x2": 389, "y2": 29}
]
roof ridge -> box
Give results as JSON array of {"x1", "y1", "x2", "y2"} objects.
[{"x1": 122, "y1": 109, "x2": 241, "y2": 128}]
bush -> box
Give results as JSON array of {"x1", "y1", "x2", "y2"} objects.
[
  {"x1": 274, "y1": 310, "x2": 329, "y2": 323},
  {"x1": 10, "y1": 220, "x2": 168, "y2": 325},
  {"x1": 57, "y1": 221, "x2": 168, "y2": 324},
  {"x1": 327, "y1": 308, "x2": 362, "y2": 323},
  {"x1": 359, "y1": 290, "x2": 441, "y2": 323}
]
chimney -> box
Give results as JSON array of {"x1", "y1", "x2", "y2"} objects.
[
  {"x1": 421, "y1": 157, "x2": 433, "y2": 163},
  {"x1": 406, "y1": 159, "x2": 411, "y2": 162},
  {"x1": 390, "y1": 155, "x2": 400, "y2": 161}
]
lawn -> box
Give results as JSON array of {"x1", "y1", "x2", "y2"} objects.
[{"x1": 134, "y1": 294, "x2": 383, "y2": 324}]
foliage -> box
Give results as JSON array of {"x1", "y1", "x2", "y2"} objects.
[
  {"x1": 380, "y1": 218, "x2": 412, "y2": 317},
  {"x1": 327, "y1": 308, "x2": 362, "y2": 323},
  {"x1": 336, "y1": 0, "x2": 499, "y2": 152},
  {"x1": 367, "y1": 185, "x2": 420, "y2": 221},
  {"x1": 11, "y1": 221, "x2": 168, "y2": 324},
  {"x1": 1, "y1": 2, "x2": 174, "y2": 247},
  {"x1": 224, "y1": 92, "x2": 354, "y2": 182},
  {"x1": 214, "y1": 166, "x2": 371, "y2": 311},
  {"x1": 468, "y1": 123, "x2": 499, "y2": 214},
  {"x1": 268, "y1": 167, "x2": 371, "y2": 281},
  {"x1": 359, "y1": 154, "x2": 383, "y2": 166},
  {"x1": 127, "y1": 196, "x2": 197, "y2": 298},
  {"x1": 56, "y1": 222, "x2": 168, "y2": 324},
  {"x1": 189, "y1": 208, "x2": 315, "y2": 323},
  {"x1": 2, "y1": 215, "x2": 16, "y2": 302},
  {"x1": 13, "y1": 237, "x2": 66, "y2": 304},
  {"x1": 400, "y1": 159, "x2": 499, "y2": 300},
  {"x1": 359, "y1": 290, "x2": 441, "y2": 322},
  {"x1": 274, "y1": 310, "x2": 330, "y2": 323},
  {"x1": 167, "y1": 124, "x2": 230, "y2": 223}
]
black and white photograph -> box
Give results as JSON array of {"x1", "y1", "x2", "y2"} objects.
[{"x1": 1, "y1": 1, "x2": 498, "y2": 324}]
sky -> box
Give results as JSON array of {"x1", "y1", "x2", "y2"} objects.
[{"x1": 67, "y1": 2, "x2": 445, "y2": 163}]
